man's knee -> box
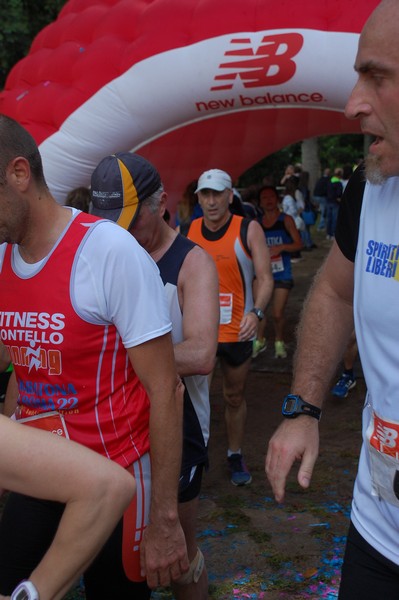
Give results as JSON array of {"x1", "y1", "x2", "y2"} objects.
[{"x1": 224, "y1": 390, "x2": 245, "y2": 409}]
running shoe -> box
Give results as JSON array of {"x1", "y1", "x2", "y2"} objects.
[
  {"x1": 252, "y1": 338, "x2": 267, "y2": 358},
  {"x1": 274, "y1": 340, "x2": 287, "y2": 358},
  {"x1": 227, "y1": 453, "x2": 252, "y2": 486},
  {"x1": 331, "y1": 373, "x2": 356, "y2": 398}
]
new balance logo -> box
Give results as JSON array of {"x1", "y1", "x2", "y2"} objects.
[{"x1": 211, "y1": 33, "x2": 303, "y2": 91}]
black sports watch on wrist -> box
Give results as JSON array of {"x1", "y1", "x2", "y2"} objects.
[
  {"x1": 282, "y1": 394, "x2": 322, "y2": 421},
  {"x1": 250, "y1": 307, "x2": 264, "y2": 321}
]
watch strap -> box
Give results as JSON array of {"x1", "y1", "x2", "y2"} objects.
[
  {"x1": 250, "y1": 307, "x2": 264, "y2": 321},
  {"x1": 298, "y1": 399, "x2": 321, "y2": 420}
]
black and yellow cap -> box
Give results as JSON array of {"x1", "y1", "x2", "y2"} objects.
[{"x1": 90, "y1": 152, "x2": 161, "y2": 230}]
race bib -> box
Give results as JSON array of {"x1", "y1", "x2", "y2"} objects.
[
  {"x1": 367, "y1": 411, "x2": 399, "y2": 507},
  {"x1": 271, "y1": 254, "x2": 284, "y2": 273},
  {"x1": 219, "y1": 293, "x2": 233, "y2": 325},
  {"x1": 18, "y1": 410, "x2": 69, "y2": 439}
]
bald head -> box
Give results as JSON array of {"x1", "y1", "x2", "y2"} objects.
[{"x1": 362, "y1": 0, "x2": 399, "y2": 41}]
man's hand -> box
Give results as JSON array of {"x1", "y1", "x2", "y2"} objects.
[
  {"x1": 239, "y1": 312, "x2": 258, "y2": 342},
  {"x1": 140, "y1": 518, "x2": 189, "y2": 588},
  {"x1": 265, "y1": 417, "x2": 319, "y2": 503}
]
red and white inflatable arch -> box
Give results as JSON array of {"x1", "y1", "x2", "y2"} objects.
[{"x1": 0, "y1": 0, "x2": 379, "y2": 206}]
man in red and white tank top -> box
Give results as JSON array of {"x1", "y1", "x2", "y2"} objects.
[{"x1": 0, "y1": 116, "x2": 188, "y2": 599}]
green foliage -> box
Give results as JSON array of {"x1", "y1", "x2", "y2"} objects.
[
  {"x1": 238, "y1": 142, "x2": 302, "y2": 188},
  {"x1": 318, "y1": 133, "x2": 364, "y2": 167},
  {"x1": 238, "y1": 134, "x2": 365, "y2": 189},
  {"x1": 0, "y1": 0, "x2": 66, "y2": 88}
]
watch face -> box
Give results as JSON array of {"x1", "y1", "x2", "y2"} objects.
[
  {"x1": 282, "y1": 395, "x2": 321, "y2": 420},
  {"x1": 283, "y1": 397, "x2": 297, "y2": 413},
  {"x1": 15, "y1": 591, "x2": 29, "y2": 600}
]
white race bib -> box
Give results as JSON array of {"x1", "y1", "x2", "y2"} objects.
[
  {"x1": 271, "y1": 254, "x2": 284, "y2": 273},
  {"x1": 18, "y1": 410, "x2": 69, "y2": 439},
  {"x1": 367, "y1": 411, "x2": 399, "y2": 507},
  {"x1": 219, "y1": 293, "x2": 233, "y2": 325}
]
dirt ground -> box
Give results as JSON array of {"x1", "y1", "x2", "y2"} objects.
[{"x1": 168, "y1": 229, "x2": 364, "y2": 600}]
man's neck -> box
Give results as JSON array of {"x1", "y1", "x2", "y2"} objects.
[
  {"x1": 149, "y1": 222, "x2": 177, "y2": 263},
  {"x1": 18, "y1": 204, "x2": 72, "y2": 264},
  {"x1": 202, "y1": 211, "x2": 231, "y2": 232}
]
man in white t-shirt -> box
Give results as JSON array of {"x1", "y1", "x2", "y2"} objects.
[{"x1": 266, "y1": 2, "x2": 399, "y2": 598}]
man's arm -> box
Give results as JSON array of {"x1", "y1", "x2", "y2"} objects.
[
  {"x1": 0, "y1": 415, "x2": 135, "y2": 600},
  {"x1": 127, "y1": 334, "x2": 189, "y2": 588},
  {"x1": 265, "y1": 242, "x2": 355, "y2": 503},
  {"x1": 0, "y1": 342, "x2": 16, "y2": 418},
  {"x1": 0, "y1": 343, "x2": 10, "y2": 373},
  {"x1": 240, "y1": 220, "x2": 274, "y2": 341},
  {"x1": 3, "y1": 371, "x2": 17, "y2": 417},
  {"x1": 174, "y1": 245, "x2": 219, "y2": 377}
]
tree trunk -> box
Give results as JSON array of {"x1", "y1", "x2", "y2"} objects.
[{"x1": 301, "y1": 137, "x2": 320, "y2": 194}]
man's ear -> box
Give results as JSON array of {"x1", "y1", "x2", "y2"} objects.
[
  {"x1": 7, "y1": 157, "x2": 30, "y2": 191},
  {"x1": 159, "y1": 191, "x2": 168, "y2": 217}
]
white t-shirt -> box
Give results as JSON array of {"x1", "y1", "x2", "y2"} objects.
[
  {"x1": 282, "y1": 194, "x2": 304, "y2": 231},
  {"x1": 295, "y1": 189, "x2": 305, "y2": 211},
  {"x1": 352, "y1": 177, "x2": 399, "y2": 564}
]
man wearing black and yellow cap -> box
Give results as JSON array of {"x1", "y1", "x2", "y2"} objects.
[
  {"x1": 0, "y1": 118, "x2": 188, "y2": 599},
  {"x1": 91, "y1": 152, "x2": 219, "y2": 600},
  {"x1": 90, "y1": 152, "x2": 162, "y2": 230}
]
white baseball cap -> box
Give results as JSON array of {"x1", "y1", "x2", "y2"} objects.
[{"x1": 195, "y1": 169, "x2": 232, "y2": 193}]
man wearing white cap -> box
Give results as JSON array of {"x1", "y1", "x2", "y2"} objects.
[{"x1": 187, "y1": 169, "x2": 273, "y2": 486}]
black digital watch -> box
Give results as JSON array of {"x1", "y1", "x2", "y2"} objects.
[
  {"x1": 282, "y1": 394, "x2": 322, "y2": 421},
  {"x1": 250, "y1": 307, "x2": 264, "y2": 321}
]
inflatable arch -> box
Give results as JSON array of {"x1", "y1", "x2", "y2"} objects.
[{"x1": 0, "y1": 0, "x2": 380, "y2": 207}]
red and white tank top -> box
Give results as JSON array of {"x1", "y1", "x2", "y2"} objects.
[{"x1": 0, "y1": 212, "x2": 150, "y2": 467}]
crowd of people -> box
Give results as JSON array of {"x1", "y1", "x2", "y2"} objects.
[
  {"x1": 0, "y1": 126, "x2": 363, "y2": 600},
  {"x1": 2, "y1": 1, "x2": 399, "y2": 598},
  {"x1": 0, "y1": 127, "x2": 364, "y2": 600}
]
